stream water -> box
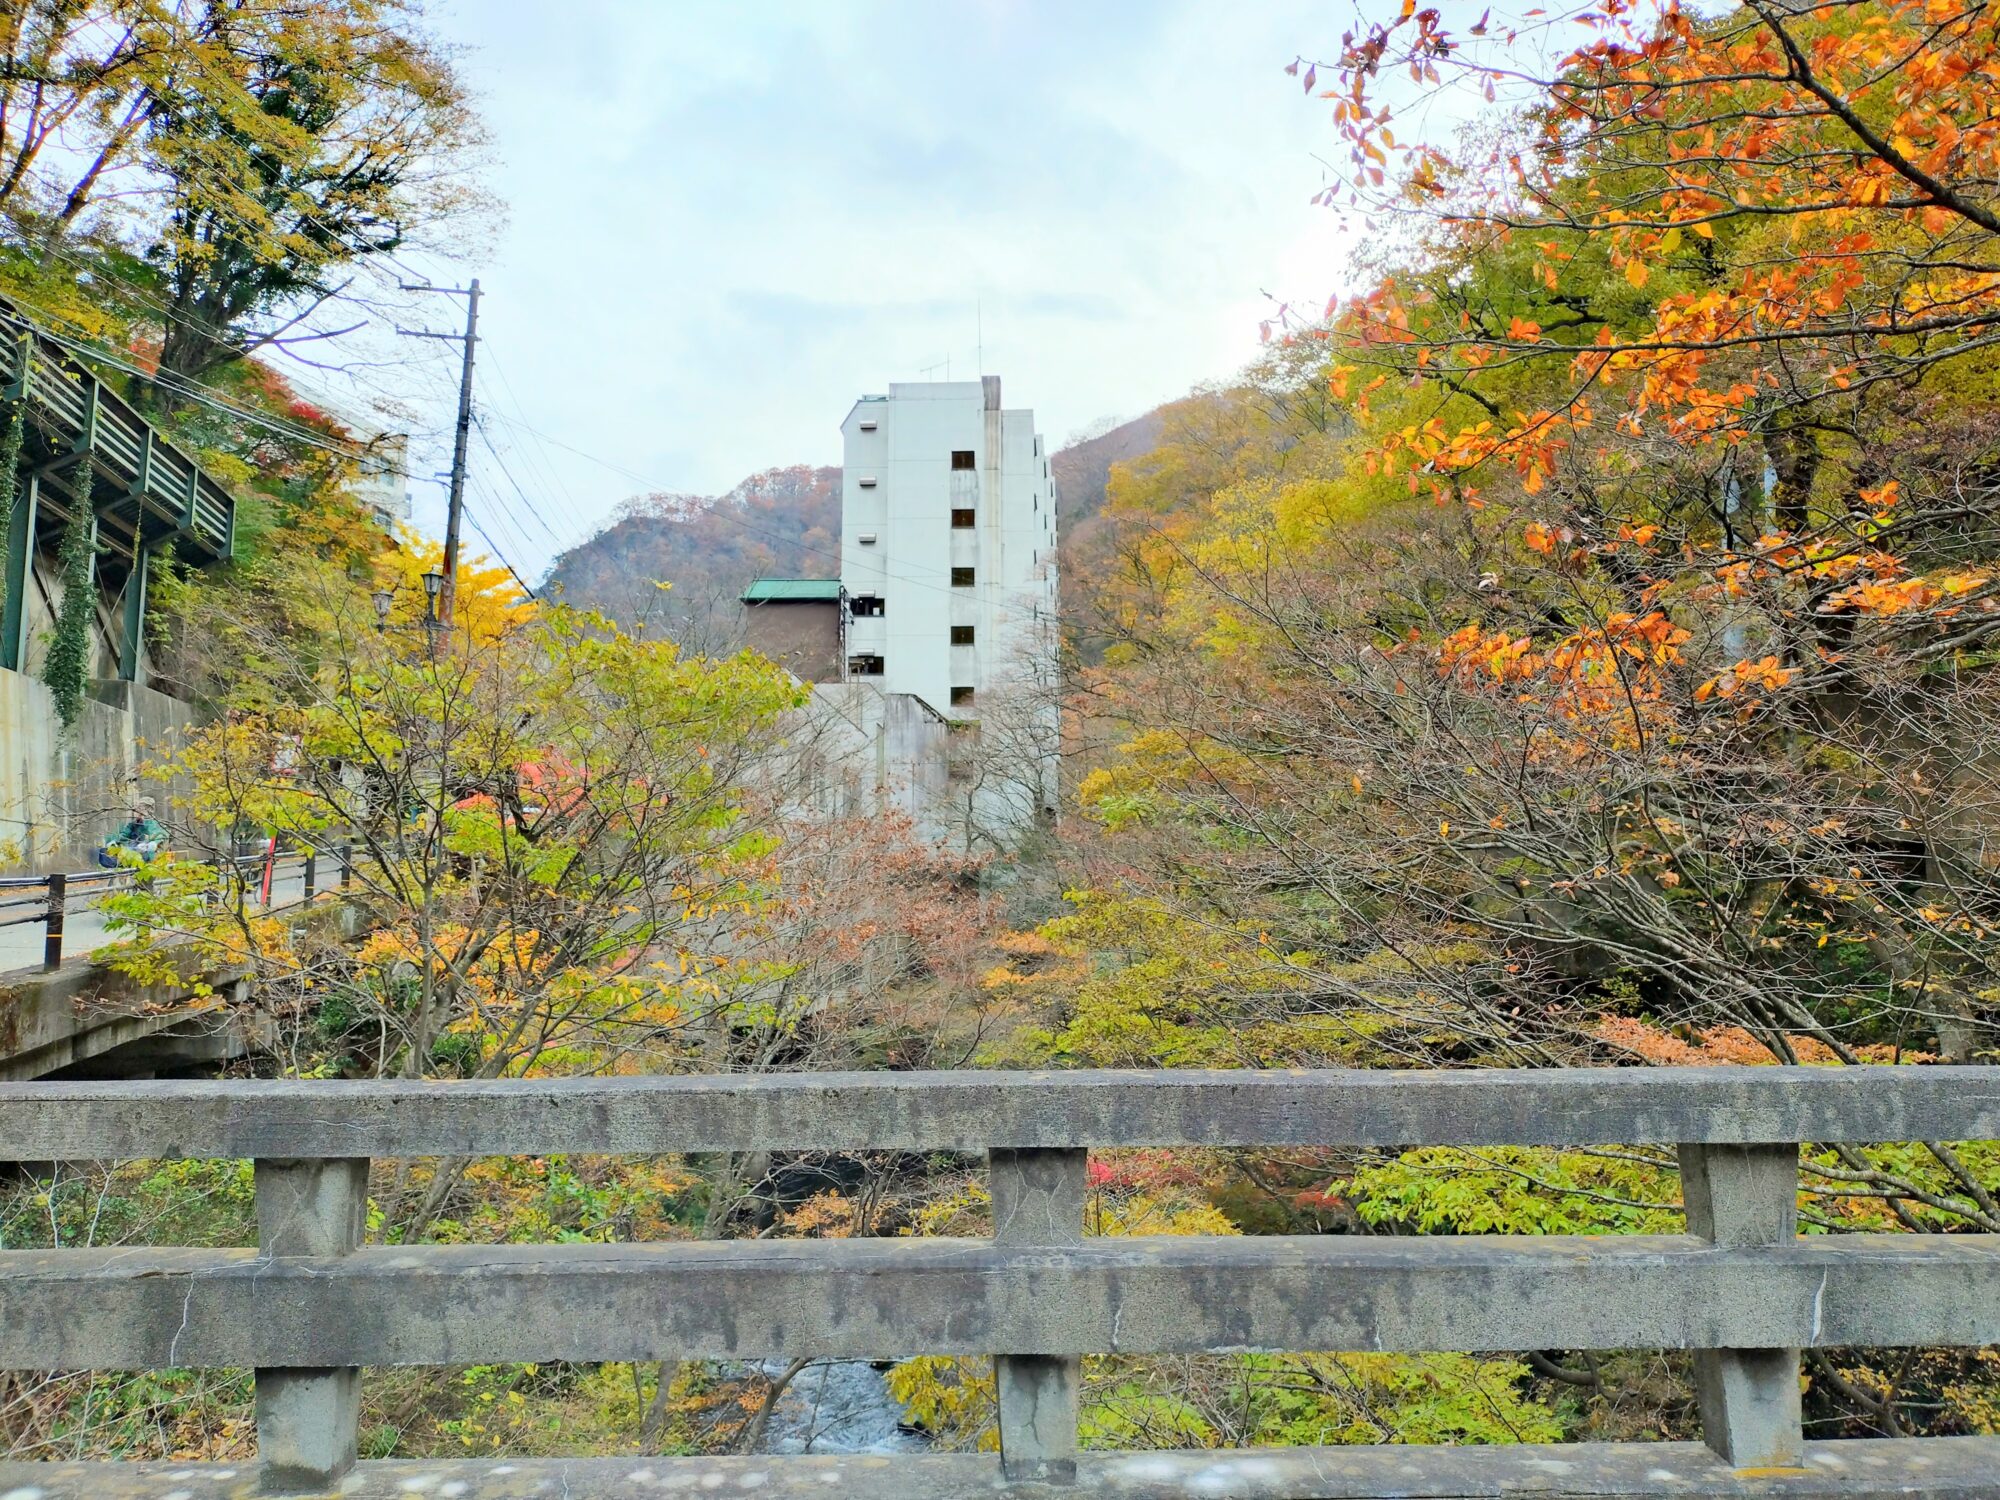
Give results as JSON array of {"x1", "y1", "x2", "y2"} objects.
[{"x1": 750, "y1": 1358, "x2": 928, "y2": 1454}]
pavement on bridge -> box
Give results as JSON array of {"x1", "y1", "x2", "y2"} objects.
[{"x1": 0, "y1": 867, "x2": 310, "y2": 975}]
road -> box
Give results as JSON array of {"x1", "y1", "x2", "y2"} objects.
[{"x1": 0, "y1": 865, "x2": 311, "y2": 975}]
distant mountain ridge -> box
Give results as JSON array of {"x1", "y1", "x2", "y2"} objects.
[
  {"x1": 543, "y1": 464, "x2": 840, "y2": 651},
  {"x1": 1050, "y1": 408, "x2": 1165, "y2": 541},
  {"x1": 544, "y1": 411, "x2": 1168, "y2": 650}
]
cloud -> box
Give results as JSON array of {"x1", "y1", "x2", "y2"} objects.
[{"x1": 402, "y1": 0, "x2": 1367, "y2": 573}]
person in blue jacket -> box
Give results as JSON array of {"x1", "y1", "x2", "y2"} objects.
[{"x1": 99, "y1": 797, "x2": 166, "y2": 868}]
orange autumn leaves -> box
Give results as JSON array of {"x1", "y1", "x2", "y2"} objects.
[
  {"x1": 1594, "y1": 1015, "x2": 1927, "y2": 1068},
  {"x1": 1311, "y1": 1, "x2": 2000, "y2": 498},
  {"x1": 1444, "y1": 491, "x2": 2000, "y2": 735},
  {"x1": 1437, "y1": 608, "x2": 1697, "y2": 753},
  {"x1": 1420, "y1": 510, "x2": 1993, "y2": 744}
]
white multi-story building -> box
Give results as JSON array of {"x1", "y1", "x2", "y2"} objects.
[
  {"x1": 352, "y1": 433, "x2": 412, "y2": 532},
  {"x1": 839, "y1": 377, "x2": 1056, "y2": 709},
  {"x1": 837, "y1": 376, "x2": 1060, "y2": 838}
]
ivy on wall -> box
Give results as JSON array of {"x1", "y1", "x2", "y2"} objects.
[
  {"x1": 42, "y1": 451, "x2": 95, "y2": 729},
  {"x1": 0, "y1": 400, "x2": 21, "y2": 617}
]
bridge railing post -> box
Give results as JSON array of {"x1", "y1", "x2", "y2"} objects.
[
  {"x1": 42, "y1": 870, "x2": 65, "y2": 970},
  {"x1": 253, "y1": 1156, "x2": 369, "y2": 1494},
  {"x1": 302, "y1": 849, "x2": 316, "y2": 903},
  {"x1": 990, "y1": 1145, "x2": 1085, "y2": 1483},
  {"x1": 1678, "y1": 1141, "x2": 1804, "y2": 1469}
]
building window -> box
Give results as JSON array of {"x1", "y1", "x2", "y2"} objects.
[
  {"x1": 950, "y1": 625, "x2": 975, "y2": 645},
  {"x1": 950, "y1": 685, "x2": 975, "y2": 705},
  {"x1": 951, "y1": 450, "x2": 975, "y2": 470},
  {"x1": 847, "y1": 654, "x2": 884, "y2": 676},
  {"x1": 951, "y1": 566, "x2": 974, "y2": 586},
  {"x1": 858, "y1": 533, "x2": 878, "y2": 544},
  {"x1": 851, "y1": 594, "x2": 884, "y2": 618},
  {"x1": 951, "y1": 508, "x2": 975, "y2": 528}
]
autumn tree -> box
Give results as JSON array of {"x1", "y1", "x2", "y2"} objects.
[
  {"x1": 144, "y1": 0, "x2": 489, "y2": 383},
  {"x1": 1029, "y1": 1, "x2": 2000, "y2": 1438},
  {"x1": 1059, "y1": 0, "x2": 2000, "y2": 1062},
  {"x1": 1, "y1": 2, "x2": 489, "y2": 388},
  {"x1": 106, "y1": 543, "x2": 800, "y2": 1203},
  {"x1": 1234, "y1": 1, "x2": 2000, "y2": 1061}
]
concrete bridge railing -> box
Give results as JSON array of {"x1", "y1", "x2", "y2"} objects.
[
  {"x1": 0, "y1": 846, "x2": 346, "y2": 1083},
  {"x1": 1, "y1": 1066, "x2": 1998, "y2": 1499}
]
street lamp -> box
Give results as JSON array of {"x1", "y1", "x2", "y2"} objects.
[
  {"x1": 371, "y1": 587, "x2": 394, "y2": 632},
  {"x1": 420, "y1": 570, "x2": 445, "y2": 625}
]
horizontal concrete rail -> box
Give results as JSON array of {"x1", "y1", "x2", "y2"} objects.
[
  {"x1": 4, "y1": 1232, "x2": 1999, "y2": 1369},
  {"x1": 1, "y1": 1064, "x2": 1998, "y2": 1500},
  {"x1": 9, "y1": 1441, "x2": 2000, "y2": 1500},
  {"x1": 5, "y1": 1063, "x2": 2000, "y2": 1160}
]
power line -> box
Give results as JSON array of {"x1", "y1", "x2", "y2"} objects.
[
  {"x1": 8, "y1": 160, "x2": 463, "y2": 443},
  {"x1": 0, "y1": 223, "x2": 394, "y2": 456},
  {"x1": 15, "y1": 241, "x2": 451, "y2": 483},
  {"x1": 481, "y1": 348, "x2": 583, "y2": 532},
  {"x1": 22, "y1": 240, "x2": 1049, "y2": 628},
  {"x1": 472, "y1": 412, "x2": 561, "y2": 545},
  {"x1": 23, "y1": 320, "x2": 377, "y2": 461},
  {"x1": 474, "y1": 387, "x2": 570, "y2": 543},
  {"x1": 8, "y1": 162, "x2": 410, "y2": 392},
  {"x1": 465, "y1": 468, "x2": 535, "y2": 565},
  {"x1": 461, "y1": 477, "x2": 538, "y2": 600}
]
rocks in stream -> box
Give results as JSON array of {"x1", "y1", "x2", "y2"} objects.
[{"x1": 750, "y1": 1358, "x2": 928, "y2": 1455}]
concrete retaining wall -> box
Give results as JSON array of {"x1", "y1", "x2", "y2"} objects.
[{"x1": 0, "y1": 668, "x2": 193, "y2": 869}]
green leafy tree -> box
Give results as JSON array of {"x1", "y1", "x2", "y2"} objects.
[
  {"x1": 2, "y1": 3, "x2": 490, "y2": 390},
  {"x1": 106, "y1": 547, "x2": 802, "y2": 1222}
]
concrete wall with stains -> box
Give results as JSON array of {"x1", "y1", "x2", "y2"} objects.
[{"x1": 0, "y1": 668, "x2": 193, "y2": 869}]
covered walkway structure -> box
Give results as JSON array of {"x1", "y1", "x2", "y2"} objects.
[{"x1": 0, "y1": 299, "x2": 236, "y2": 686}]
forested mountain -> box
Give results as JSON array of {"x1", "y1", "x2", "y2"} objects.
[
  {"x1": 1050, "y1": 408, "x2": 1164, "y2": 539},
  {"x1": 542, "y1": 464, "x2": 840, "y2": 650}
]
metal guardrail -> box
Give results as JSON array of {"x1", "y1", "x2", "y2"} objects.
[
  {"x1": 0, "y1": 1065, "x2": 1996, "y2": 1497},
  {"x1": 0, "y1": 841, "x2": 353, "y2": 972}
]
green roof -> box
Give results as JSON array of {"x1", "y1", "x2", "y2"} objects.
[{"x1": 741, "y1": 578, "x2": 843, "y2": 603}]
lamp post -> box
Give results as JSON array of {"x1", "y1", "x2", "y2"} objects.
[
  {"x1": 420, "y1": 570, "x2": 446, "y2": 657},
  {"x1": 372, "y1": 575, "x2": 446, "y2": 656}
]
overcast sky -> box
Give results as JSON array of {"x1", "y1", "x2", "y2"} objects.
[{"x1": 382, "y1": 1, "x2": 1369, "y2": 578}]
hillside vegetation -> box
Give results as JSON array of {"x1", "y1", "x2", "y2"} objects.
[
  {"x1": 543, "y1": 465, "x2": 840, "y2": 651},
  {"x1": 1002, "y1": 0, "x2": 2000, "y2": 1444}
]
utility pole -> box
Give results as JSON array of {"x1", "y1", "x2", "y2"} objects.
[{"x1": 397, "y1": 278, "x2": 481, "y2": 628}]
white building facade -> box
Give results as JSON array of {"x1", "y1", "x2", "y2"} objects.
[
  {"x1": 352, "y1": 433, "x2": 413, "y2": 532},
  {"x1": 838, "y1": 377, "x2": 1060, "y2": 840}
]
